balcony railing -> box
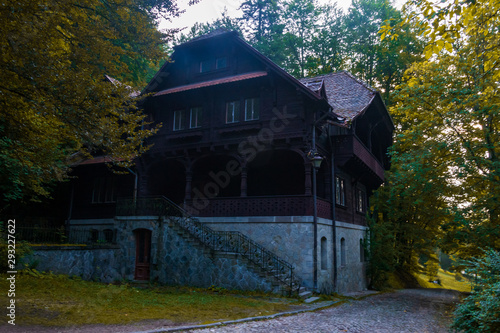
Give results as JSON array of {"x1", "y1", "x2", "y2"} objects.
[
  {"x1": 184, "y1": 195, "x2": 332, "y2": 219},
  {"x1": 116, "y1": 196, "x2": 301, "y2": 295}
]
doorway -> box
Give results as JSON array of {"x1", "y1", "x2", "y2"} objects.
[{"x1": 134, "y1": 229, "x2": 152, "y2": 280}]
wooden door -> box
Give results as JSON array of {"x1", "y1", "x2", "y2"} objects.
[{"x1": 134, "y1": 229, "x2": 151, "y2": 280}]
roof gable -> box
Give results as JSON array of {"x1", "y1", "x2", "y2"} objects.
[{"x1": 143, "y1": 30, "x2": 328, "y2": 107}]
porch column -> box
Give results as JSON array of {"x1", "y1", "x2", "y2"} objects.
[
  {"x1": 305, "y1": 162, "x2": 312, "y2": 195},
  {"x1": 184, "y1": 170, "x2": 192, "y2": 201},
  {"x1": 240, "y1": 167, "x2": 248, "y2": 197}
]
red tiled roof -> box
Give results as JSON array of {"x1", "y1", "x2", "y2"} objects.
[
  {"x1": 300, "y1": 71, "x2": 377, "y2": 121},
  {"x1": 154, "y1": 71, "x2": 268, "y2": 97}
]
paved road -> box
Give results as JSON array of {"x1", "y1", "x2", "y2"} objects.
[
  {"x1": 1, "y1": 289, "x2": 463, "y2": 333},
  {"x1": 185, "y1": 289, "x2": 462, "y2": 333}
]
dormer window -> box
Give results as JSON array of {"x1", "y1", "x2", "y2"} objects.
[
  {"x1": 216, "y1": 57, "x2": 227, "y2": 69},
  {"x1": 244, "y1": 98, "x2": 260, "y2": 121},
  {"x1": 200, "y1": 60, "x2": 211, "y2": 73}
]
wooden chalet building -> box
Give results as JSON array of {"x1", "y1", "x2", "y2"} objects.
[{"x1": 67, "y1": 30, "x2": 393, "y2": 293}]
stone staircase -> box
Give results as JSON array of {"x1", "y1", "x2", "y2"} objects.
[{"x1": 116, "y1": 196, "x2": 303, "y2": 296}]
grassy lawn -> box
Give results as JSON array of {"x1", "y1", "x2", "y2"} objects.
[
  {"x1": 416, "y1": 269, "x2": 472, "y2": 292},
  {"x1": 0, "y1": 270, "x2": 300, "y2": 327}
]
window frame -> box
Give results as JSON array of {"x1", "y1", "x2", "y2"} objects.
[
  {"x1": 199, "y1": 60, "x2": 211, "y2": 73},
  {"x1": 226, "y1": 100, "x2": 240, "y2": 124},
  {"x1": 189, "y1": 107, "x2": 202, "y2": 129},
  {"x1": 215, "y1": 57, "x2": 227, "y2": 69},
  {"x1": 356, "y1": 188, "x2": 366, "y2": 213},
  {"x1": 244, "y1": 97, "x2": 260, "y2": 121},
  {"x1": 335, "y1": 176, "x2": 346, "y2": 206},
  {"x1": 173, "y1": 110, "x2": 185, "y2": 131}
]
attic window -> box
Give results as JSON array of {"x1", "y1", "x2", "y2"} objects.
[
  {"x1": 200, "y1": 60, "x2": 211, "y2": 73},
  {"x1": 216, "y1": 57, "x2": 227, "y2": 69}
]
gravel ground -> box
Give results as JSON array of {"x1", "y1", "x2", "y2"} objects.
[{"x1": 0, "y1": 289, "x2": 463, "y2": 333}]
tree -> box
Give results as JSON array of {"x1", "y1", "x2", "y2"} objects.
[
  {"x1": 0, "y1": 0, "x2": 188, "y2": 208},
  {"x1": 344, "y1": 0, "x2": 424, "y2": 105},
  {"x1": 370, "y1": 0, "x2": 500, "y2": 280}
]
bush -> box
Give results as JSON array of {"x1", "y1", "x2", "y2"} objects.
[
  {"x1": 451, "y1": 249, "x2": 500, "y2": 333},
  {"x1": 0, "y1": 221, "x2": 32, "y2": 271}
]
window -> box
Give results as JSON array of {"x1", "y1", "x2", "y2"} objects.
[
  {"x1": 200, "y1": 60, "x2": 211, "y2": 73},
  {"x1": 335, "y1": 176, "x2": 346, "y2": 206},
  {"x1": 356, "y1": 188, "x2": 366, "y2": 213},
  {"x1": 92, "y1": 177, "x2": 116, "y2": 203},
  {"x1": 321, "y1": 237, "x2": 327, "y2": 270},
  {"x1": 226, "y1": 101, "x2": 240, "y2": 123},
  {"x1": 216, "y1": 57, "x2": 227, "y2": 69},
  {"x1": 173, "y1": 110, "x2": 185, "y2": 131},
  {"x1": 189, "y1": 107, "x2": 202, "y2": 129},
  {"x1": 244, "y1": 98, "x2": 260, "y2": 121},
  {"x1": 340, "y1": 237, "x2": 346, "y2": 267},
  {"x1": 104, "y1": 229, "x2": 114, "y2": 243}
]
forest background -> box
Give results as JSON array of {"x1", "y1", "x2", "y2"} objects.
[{"x1": 0, "y1": 0, "x2": 498, "y2": 330}]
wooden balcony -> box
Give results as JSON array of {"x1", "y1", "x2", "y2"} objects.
[
  {"x1": 186, "y1": 195, "x2": 332, "y2": 219},
  {"x1": 334, "y1": 134, "x2": 385, "y2": 183}
]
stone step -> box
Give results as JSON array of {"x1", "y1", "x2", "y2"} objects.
[
  {"x1": 299, "y1": 290, "x2": 313, "y2": 299},
  {"x1": 304, "y1": 296, "x2": 321, "y2": 303}
]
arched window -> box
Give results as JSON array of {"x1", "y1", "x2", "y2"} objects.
[
  {"x1": 340, "y1": 237, "x2": 346, "y2": 267},
  {"x1": 321, "y1": 237, "x2": 327, "y2": 270}
]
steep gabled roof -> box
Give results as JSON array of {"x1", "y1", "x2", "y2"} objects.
[
  {"x1": 300, "y1": 71, "x2": 378, "y2": 122},
  {"x1": 143, "y1": 30, "x2": 329, "y2": 108}
]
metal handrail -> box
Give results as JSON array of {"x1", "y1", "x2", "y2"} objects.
[{"x1": 116, "y1": 196, "x2": 301, "y2": 295}]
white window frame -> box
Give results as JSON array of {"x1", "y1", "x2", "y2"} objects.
[
  {"x1": 244, "y1": 98, "x2": 259, "y2": 121},
  {"x1": 173, "y1": 110, "x2": 184, "y2": 131},
  {"x1": 226, "y1": 101, "x2": 240, "y2": 123},
  {"x1": 189, "y1": 107, "x2": 202, "y2": 129}
]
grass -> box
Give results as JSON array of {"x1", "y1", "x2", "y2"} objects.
[
  {"x1": 0, "y1": 270, "x2": 300, "y2": 327},
  {"x1": 416, "y1": 268, "x2": 472, "y2": 293}
]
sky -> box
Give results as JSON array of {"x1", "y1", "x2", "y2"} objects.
[{"x1": 160, "y1": 0, "x2": 364, "y2": 32}]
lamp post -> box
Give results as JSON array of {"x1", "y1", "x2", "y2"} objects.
[{"x1": 308, "y1": 150, "x2": 323, "y2": 291}]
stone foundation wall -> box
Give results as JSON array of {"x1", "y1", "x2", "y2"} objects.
[
  {"x1": 336, "y1": 222, "x2": 368, "y2": 293},
  {"x1": 24, "y1": 246, "x2": 122, "y2": 283},
  {"x1": 116, "y1": 217, "x2": 276, "y2": 293}
]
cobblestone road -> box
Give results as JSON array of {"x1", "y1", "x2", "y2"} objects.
[{"x1": 185, "y1": 289, "x2": 462, "y2": 333}]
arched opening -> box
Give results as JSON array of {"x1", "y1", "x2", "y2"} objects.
[
  {"x1": 340, "y1": 237, "x2": 346, "y2": 267},
  {"x1": 321, "y1": 237, "x2": 328, "y2": 270},
  {"x1": 247, "y1": 150, "x2": 305, "y2": 196},
  {"x1": 191, "y1": 155, "x2": 241, "y2": 198},
  {"x1": 147, "y1": 159, "x2": 185, "y2": 204}
]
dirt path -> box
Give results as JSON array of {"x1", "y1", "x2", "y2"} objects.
[{"x1": 0, "y1": 289, "x2": 464, "y2": 333}]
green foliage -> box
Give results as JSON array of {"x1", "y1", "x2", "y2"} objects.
[
  {"x1": 424, "y1": 255, "x2": 440, "y2": 281},
  {"x1": 366, "y1": 210, "x2": 398, "y2": 290},
  {"x1": 0, "y1": 0, "x2": 183, "y2": 206},
  {"x1": 0, "y1": 221, "x2": 32, "y2": 271},
  {"x1": 0, "y1": 272, "x2": 296, "y2": 326},
  {"x1": 451, "y1": 249, "x2": 500, "y2": 333}
]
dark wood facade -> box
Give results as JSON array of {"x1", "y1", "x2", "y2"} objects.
[{"x1": 68, "y1": 30, "x2": 393, "y2": 227}]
